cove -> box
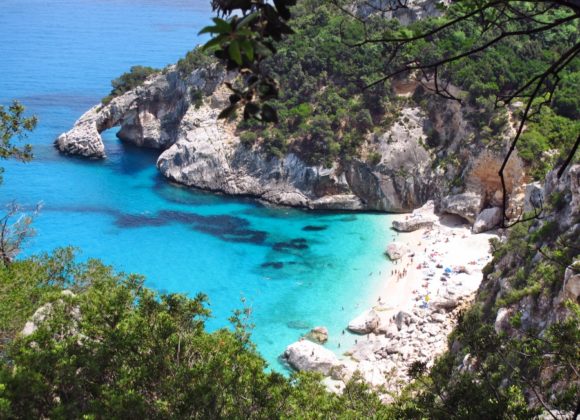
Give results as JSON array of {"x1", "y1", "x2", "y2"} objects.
[{"x1": 0, "y1": 0, "x2": 394, "y2": 370}]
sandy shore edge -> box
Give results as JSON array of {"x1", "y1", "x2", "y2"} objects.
[{"x1": 284, "y1": 202, "x2": 498, "y2": 397}]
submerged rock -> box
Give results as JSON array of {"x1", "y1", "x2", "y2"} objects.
[{"x1": 305, "y1": 326, "x2": 329, "y2": 344}]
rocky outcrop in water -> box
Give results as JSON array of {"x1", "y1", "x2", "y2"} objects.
[
  {"x1": 55, "y1": 64, "x2": 225, "y2": 158},
  {"x1": 56, "y1": 63, "x2": 449, "y2": 212},
  {"x1": 56, "y1": 58, "x2": 528, "y2": 218}
]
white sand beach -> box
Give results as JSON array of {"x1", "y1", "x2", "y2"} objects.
[
  {"x1": 330, "y1": 204, "x2": 498, "y2": 395},
  {"x1": 374, "y1": 212, "x2": 496, "y2": 319},
  {"x1": 284, "y1": 202, "x2": 499, "y2": 396}
]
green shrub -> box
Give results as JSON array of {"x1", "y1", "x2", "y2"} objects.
[
  {"x1": 176, "y1": 47, "x2": 216, "y2": 76},
  {"x1": 239, "y1": 131, "x2": 258, "y2": 146},
  {"x1": 190, "y1": 89, "x2": 203, "y2": 108},
  {"x1": 102, "y1": 66, "x2": 158, "y2": 105},
  {"x1": 367, "y1": 151, "x2": 382, "y2": 165}
]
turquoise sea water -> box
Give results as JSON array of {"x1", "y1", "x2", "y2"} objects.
[{"x1": 0, "y1": 0, "x2": 393, "y2": 369}]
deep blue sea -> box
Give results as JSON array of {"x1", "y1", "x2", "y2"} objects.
[{"x1": 0, "y1": 0, "x2": 393, "y2": 370}]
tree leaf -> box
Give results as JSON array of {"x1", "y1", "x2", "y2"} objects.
[
  {"x1": 212, "y1": 17, "x2": 232, "y2": 34},
  {"x1": 238, "y1": 12, "x2": 259, "y2": 28},
  {"x1": 228, "y1": 41, "x2": 243, "y2": 66},
  {"x1": 202, "y1": 34, "x2": 227, "y2": 51},
  {"x1": 240, "y1": 40, "x2": 254, "y2": 62}
]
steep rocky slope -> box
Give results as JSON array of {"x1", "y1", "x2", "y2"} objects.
[
  {"x1": 55, "y1": 61, "x2": 529, "y2": 225},
  {"x1": 436, "y1": 164, "x2": 580, "y2": 416}
]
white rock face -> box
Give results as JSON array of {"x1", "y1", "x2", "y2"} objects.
[
  {"x1": 55, "y1": 106, "x2": 106, "y2": 158},
  {"x1": 21, "y1": 290, "x2": 78, "y2": 337},
  {"x1": 395, "y1": 310, "x2": 413, "y2": 330},
  {"x1": 494, "y1": 307, "x2": 511, "y2": 334},
  {"x1": 392, "y1": 200, "x2": 438, "y2": 231},
  {"x1": 348, "y1": 309, "x2": 380, "y2": 334},
  {"x1": 473, "y1": 207, "x2": 502, "y2": 233},
  {"x1": 21, "y1": 302, "x2": 53, "y2": 337},
  {"x1": 284, "y1": 340, "x2": 339, "y2": 375},
  {"x1": 357, "y1": 360, "x2": 387, "y2": 387},
  {"x1": 561, "y1": 265, "x2": 580, "y2": 303},
  {"x1": 523, "y1": 182, "x2": 544, "y2": 213},
  {"x1": 385, "y1": 242, "x2": 408, "y2": 261},
  {"x1": 441, "y1": 192, "x2": 484, "y2": 224},
  {"x1": 56, "y1": 61, "x2": 479, "y2": 213}
]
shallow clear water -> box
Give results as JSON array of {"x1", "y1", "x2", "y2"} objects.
[{"x1": 0, "y1": 0, "x2": 393, "y2": 369}]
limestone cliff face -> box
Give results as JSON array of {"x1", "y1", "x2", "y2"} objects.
[
  {"x1": 450, "y1": 164, "x2": 580, "y2": 411},
  {"x1": 55, "y1": 64, "x2": 225, "y2": 158},
  {"x1": 55, "y1": 59, "x2": 526, "y2": 220},
  {"x1": 56, "y1": 64, "x2": 449, "y2": 212},
  {"x1": 157, "y1": 101, "x2": 436, "y2": 211}
]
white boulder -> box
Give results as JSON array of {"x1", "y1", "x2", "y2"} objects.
[
  {"x1": 385, "y1": 242, "x2": 408, "y2": 261},
  {"x1": 472, "y1": 207, "x2": 502, "y2": 233},
  {"x1": 348, "y1": 309, "x2": 380, "y2": 334},
  {"x1": 284, "y1": 340, "x2": 339, "y2": 375},
  {"x1": 441, "y1": 192, "x2": 484, "y2": 224}
]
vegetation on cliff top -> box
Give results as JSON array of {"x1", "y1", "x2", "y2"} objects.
[
  {"x1": 201, "y1": 0, "x2": 579, "y2": 175},
  {"x1": 101, "y1": 65, "x2": 159, "y2": 105}
]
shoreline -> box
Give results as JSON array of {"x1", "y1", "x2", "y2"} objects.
[
  {"x1": 340, "y1": 204, "x2": 497, "y2": 394},
  {"x1": 285, "y1": 201, "x2": 498, "y2": 397},
  {"x1": 373, "y1": 210, "x2": 496, "y2": 321}
]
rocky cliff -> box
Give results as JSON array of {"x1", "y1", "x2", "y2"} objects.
[
  {"x1": 57, "y1": 61, "x2": 526, "y2": 222},
  {"x1": 55, "y1": 0, "x2": 531, "y2": 230},
  {"x1": 443, "y1": 164, "x2": 580, "y2": 415},
  {"x1": 55, "y1": 62, "x2": 446, "y2": 212}
]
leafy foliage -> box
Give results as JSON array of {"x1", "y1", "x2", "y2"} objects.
[
  {"x1": 0, "y1": 249, "x2": 400, "y2": 418},
  {"x1": 0, "y1": 101, "x2": 36, "y2": 184},
  {"x1": 102, "y1": 66, "x2": 159, "y2": 105},
  {"x1": 518, "y1": 108, "x2": 580, "y2": 180},
  {"x1": 176, "y1": 46, "x2": 217, "y2": 76},
  {"x1": 199, "y1": 0, "x2": 297, "y2": 123}
]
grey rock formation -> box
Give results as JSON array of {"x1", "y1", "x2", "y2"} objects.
[
  {"x1": 441, "y1": 192, "x2": 484, "y2": 224},
  {"x1": 55, "y1": 65, "x2": 226, "y2": 158},
  {"x1": 356, "y1": 0, "x2": 450, "y2": 24},
  {"x1": 523, "y1": 182, "x2": 544, "y2": 213},
  {"x1": 306, "y1": 326, "x2": 329, "y2": 344},
  {"x1": 21, "y1": 290, "x2": 78, "y2": 337},
  {"x1": 385, "y1": 242, "x2": 408, "y2": 260},
  {"x1": 156, "y1": 103, "x2": 436, "y2": 211},
  {"x1": 348, "y1": 309, "x2": 380, "y2": 334},
  {"x1": 561, "y1": 263, "x2": 580, "y2": 303},
  {"x1": 348, "y1": 107, "x2": 436, "y2": 212},
  {"x1": 472, "y1": 207, "x2": 502, "y2": 233},
  {"x1": 57, "y1": 56, "x2": 488, "y2": 214},
  {"x1": 395, "y1": 310, "x2": 413, "y2": 330},
  {"x1": 392, "y1": 200, "x2": 438, "y2": 231},
  {"x1": 494, "y1": 307, "x2": 511, "y2": 334},
  {"x1": 392, "y1": 217, "x2": 435, "y2": 232}
]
